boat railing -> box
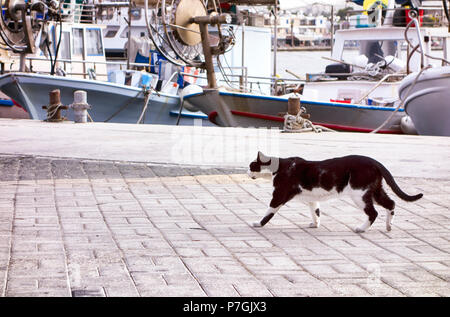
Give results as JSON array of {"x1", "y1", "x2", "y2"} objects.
[
  {"x1": 8, "y1": 56, "x2": 303, "y2": 94},
  {"x1": 60, "y1": 3, "x2": 97, "y2": 24},
  {"x1": 161, "y1": 71, "x2": 180, "y2": 91},
  {"x1": 342, "y1": 5, "x2": 448, "y2": 29},
  {"x1": 23, "y1": 56, "x2": 151, "y2": 68},
  {"x1": 180, "y1": 71, "x2": 304, "y2": 95},
  {"x1": 62, "y1": 1, "x2": 152, "y2": 24},
  {"x1": 5, "y1": 56, "x2": 152, "y2": 79},
  {"x1": 215, "y1": 65, "x2": 249, "y2": 92},
  {"x1": 213, "y1": 64, "x2": 305, "y2": 94}
]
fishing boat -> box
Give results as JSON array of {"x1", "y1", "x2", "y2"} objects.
[
  {"x1": 0, "y1": 71, "x2": 185, "y2": 124},
  {"x1": 0, "y1": 0, "x2": 208, "y2": 125},
  {"x1": 397, "y1": 0, "x2": 450, "y2": 137},
  {"x1": 182, "y1": 1, "x2": 450, "y2": 133},
  {"x1": 398, "y1": 66, "x2": 450, "y2": 136}
]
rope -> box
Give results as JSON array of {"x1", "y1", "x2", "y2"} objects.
[
  {"x1": 104, "y1": 89, "x2": 143, "y2": 122},
  {"x1": 87, "y1": 111, "x2": 94, "y2": 122},
  {"x1": 176, "y1": 99, "x2": 185, "y2": 125},
  {"x1": 137, "y1": 89, "x2": 151, "y2": 124},
  {"x1": 370, "y1": 64, "x2": 432, "y2": 134},
  {"x1": 44, "y1": 103, "x2": 65, "y2": 121}
]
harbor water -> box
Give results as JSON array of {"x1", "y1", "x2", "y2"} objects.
[{"x1": 276, "y1": 50, "x2": 333, "y2": 78}]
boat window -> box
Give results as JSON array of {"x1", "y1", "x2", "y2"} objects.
[
  {"x1": 85, "y1": 28, "x2": 104, "y2": 56},
  {"x1": 104, "y1": 26, "x2": 119, "y2": 38},
  {"x1": 72, "y1": 28, "x2": 84, "y2": 56},
  {"x1": 59, "y1": 31, "x2": 71, "y2": 60}
]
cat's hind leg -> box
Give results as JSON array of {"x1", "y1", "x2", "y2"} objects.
[
  {"x1": 308, "y1": 201, "x2": 321, "y2": 228},
  {"x1": 385, "y1": 211, "x2": 395, "y2": 232},
  {"x1": 374, "y1": 187, "x2": 395, "y2": 231},
  {"x1": 352, "y1": 190, "x2": 378, "y2": 233}
]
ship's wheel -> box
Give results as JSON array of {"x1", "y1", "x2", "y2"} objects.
[{"x1": 145, "y1": 0, "x2": 234, "y2": 68}]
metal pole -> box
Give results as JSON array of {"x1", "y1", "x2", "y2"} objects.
[
  {"x1": 291, "y1": 20, "x2": 294, "y2": 47},
  {"x1": 19, "y1": 53, "x2": 26, "y2": 72},
  {"x1": 190, "y1": 14, "x2": 230, "y2": 88},
  {"x1": 190, "y1": 14, "x2": 236, "y2": 126},
  {"x1": 273, "y1": 4, "x2": 278, "y2": 94},
  {"x1": 127, "y1": 1, "x2": 132, "y2": 69},
  {"x1": 198, "y1": 23, "x2": 217, "y2": 88},
  {"x1": 330, "y1": 5, "x2": 334, "y2": 56},
  {"x1": 241, "y1": 15, "x2": 245, "y2": 91}
]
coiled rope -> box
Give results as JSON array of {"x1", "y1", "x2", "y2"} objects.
[{"x1": 283, "y1": 107, "x2": 335, "y2": 133}]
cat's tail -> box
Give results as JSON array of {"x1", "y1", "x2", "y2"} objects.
[{"x1": 375, "y1": 161, "x2": 423, "y2": 202}]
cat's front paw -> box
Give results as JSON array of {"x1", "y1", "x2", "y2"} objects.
[
  {"x1": 309, "y1": 222, "x2": 320, "y2": 228},
  {"x1": 252, "y1": 222, "x2": 262, "y2": 228},
  {"x1": 386, "y1": 224, "x2": 392, "y2": 232},
  {"x1": 354, "y1": 227, "x2": 366, "y2": 233}
]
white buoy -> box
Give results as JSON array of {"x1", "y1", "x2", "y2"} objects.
[{"x1": 70, "y1": 90, "x2": 91, "y2": 123}]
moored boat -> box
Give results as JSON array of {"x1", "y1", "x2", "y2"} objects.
[
  {"x1": 184, "y1": 88, "x2": 405, "y2": 133},
  {"x1": 182, "y1": 2, "x2": 450, "y2": 133},
  {"x1": 0, "y1": 2, "x2": 208, "y2": 125},
  {"x1": 398, "y1": 66, "x2": 450, "y2": 136}
]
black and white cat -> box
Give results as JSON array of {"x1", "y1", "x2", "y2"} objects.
[{"x1": 248, "y1": 151, "x2": 423, "y2": 233}]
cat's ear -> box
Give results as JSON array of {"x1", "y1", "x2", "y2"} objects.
[{"x1": 258, "y1": 151, "x2": 270, "y2": 163}]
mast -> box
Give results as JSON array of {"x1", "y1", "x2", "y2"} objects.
[
  {"x1": 127, "y1": 1, "x2": 132, "y2": 69},
  {"x1": 272, "y1": 2, "x2": 277, "y2": 94}
]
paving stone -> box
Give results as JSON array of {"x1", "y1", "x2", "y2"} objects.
[{"x1": 0, "y1": 154, "x2": 449, "y2": 297}]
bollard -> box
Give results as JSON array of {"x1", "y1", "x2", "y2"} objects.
[
  {"x1": 42, "y1": 89, "x2": 68, "y2": 122},
  {"x1": 284, "y1": 94, "x2": 319, "y2": 133},
  {"x1": 70, "y1": 90, "x2": 91, "y2": 123},
  {"x1": 287, "y1": 95, "x2": 300, "y2": 115},
  {"x1": 287, "y1": 95, "x2": 310, "y2": 119}
]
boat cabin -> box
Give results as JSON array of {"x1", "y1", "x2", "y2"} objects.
[
  {"x1": 331, "y1": 26, "x2": 450, "y2": 74},
  {"x1": 302, "y1": 26, "x2": 450, "y2": 105}
]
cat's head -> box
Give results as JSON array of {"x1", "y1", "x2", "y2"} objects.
[{"x1": 247, "y1": 151, "x2": 279, "y2": 179}]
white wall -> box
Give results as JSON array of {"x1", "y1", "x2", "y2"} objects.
[{"x1": 216, "y1": 25, "x2": 272, "y2": 94}]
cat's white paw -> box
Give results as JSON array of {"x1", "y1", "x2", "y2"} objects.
[
  {"x1": 309, "y1": 222, "x2": 319, "y2": 228},
  {"x1": 252, "y1": 222, "x2": 262, "y2": 228},
  {"x1": 354, "y1": 227, "x2": 366, "y2": 233},
  {"x1": 386, "y1": 224, "x2": 392, "y2": 232}
]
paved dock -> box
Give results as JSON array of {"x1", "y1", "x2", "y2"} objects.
[{"x1": 0, "y1": 119, "x2": 449, "y2": 297}]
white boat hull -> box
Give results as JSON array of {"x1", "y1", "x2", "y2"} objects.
[
  {"x1": 0, "y1": 73, "x2": 209, "y2": 125},
  {"x1": 399, "y1": 66, "x2": 450, "y2": 136},
  {"x1": 185, "y1": 89, "x2": 404, "y2": 133}
]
